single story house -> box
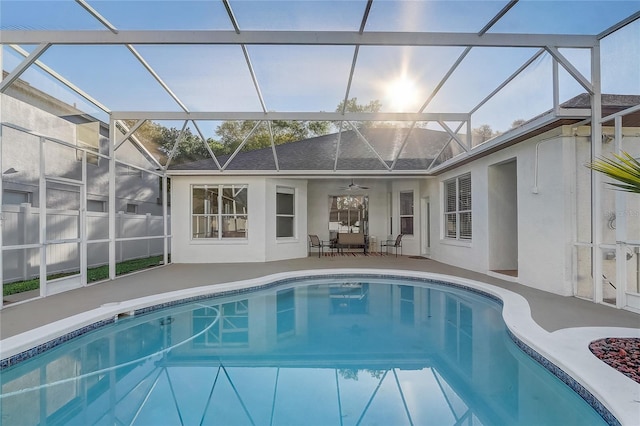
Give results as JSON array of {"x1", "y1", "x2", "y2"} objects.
[{"x1": 167, "y1": 94, "x2": 640, "y2": 313}]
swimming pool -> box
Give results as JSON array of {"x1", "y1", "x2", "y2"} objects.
[{"x1": 0, "y1": 274, "x2": 619, "y2": 425}]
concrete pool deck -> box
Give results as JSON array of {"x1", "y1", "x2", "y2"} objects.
[
  {"x1": 1, "y1": 256, "x2": 639, "y2": 424},
  {"x1": 2, "y1": 255, "x2": 638, "y2": 338}
]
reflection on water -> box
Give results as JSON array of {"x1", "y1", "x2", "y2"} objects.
[{"x1": 1, "y1": 279, "x2": 604, "y2": 425}]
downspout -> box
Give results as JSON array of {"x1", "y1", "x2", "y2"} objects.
[{"x1": 531, "y1": 134, "x2": 566, "y2": 194}]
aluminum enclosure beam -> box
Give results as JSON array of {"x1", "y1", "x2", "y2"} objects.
[
  {"x1": 111, "y1": 111, "x2": 469, "y2": 121},
  {"x1": 9, "y1": 44, "x2": 111, "y2": 113},
  {"x1": 222, "y1": 0, "x2": 269, "y2": 114},
  {"x1": 0, "y1": 43, "x2": 51, "y2": 93},
  {"x1": 75, "y1": 0, "x2": 118, "y2": 34},
  {"x1": 598, "y1": 11, "x2": 640, "y2": 39},
  {"x1": 126, "y1": 45, "x2": 189, "y2": 112},
  {"x1": 545, "y1": 46, "x2": 593, "y2": 95},
  {"x1": 601, "y1": 102, "x2": 640, "y2": 123},
  {"x1": 469, "y1": 48, "x2": 546, "y2": 115},
  {"x1": 428, "y1": 109, "x2": 591, "y2": 175},
  {"x1": 0, "y1": 30, "x2": 598, "y2": 48},
  {"x1": 477, "y1": 0, "x2": 519, "y2": 36}
]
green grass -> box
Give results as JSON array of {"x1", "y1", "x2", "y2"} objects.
[{"x1": 3, "y1": 255, "x2": 165, "y2": 296}]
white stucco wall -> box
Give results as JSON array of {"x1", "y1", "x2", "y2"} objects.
[
  {"x1": 427, "y1": 127, "x2": 576, "y2": 296},
  {"x1": 170, "y1": 176, "x2": 308, "y2": 263}
]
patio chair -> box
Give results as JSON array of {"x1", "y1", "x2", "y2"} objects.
[
  {"x1": 381, "y1": 234, "x2": 403, "y2": 257},
  {"x1": 308, "y1": 234, "x2": 332, "y2": 258}
]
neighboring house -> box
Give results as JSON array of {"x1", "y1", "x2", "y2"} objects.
[
  {"x1": 1, "y1": 80, "x2": 168, "y2": 285},
  {"x1": 1, "y1": 75, "x2": 164, "y2": 216},
  {"x1": 167, "y1": 94, "x2": 640, "y2": 312}
]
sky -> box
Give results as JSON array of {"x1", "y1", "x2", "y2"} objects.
[{"x1": 1, "y1": 0, "x2": 639, "y2": 137}]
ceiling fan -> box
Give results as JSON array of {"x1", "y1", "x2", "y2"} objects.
[{"x1": 340, "y1": 179, "x2": 370, "y2": 190}]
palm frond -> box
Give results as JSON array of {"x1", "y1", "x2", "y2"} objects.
[{"x1": 587, "y1": 151, "x2": 640, "y2": 194}]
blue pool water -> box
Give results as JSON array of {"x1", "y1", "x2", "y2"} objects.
[{"x1": 1, "y1": 277, "x2": 607, "y2": 425}]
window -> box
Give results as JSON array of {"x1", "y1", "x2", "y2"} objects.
[
  {"x1": 329, "y1": 195, "x2": 368, "y2": 234},
  {"x1": 399, "y1": 191, "x2": 414, "y2": 235},
  {"x1": 87, "y1": 200, "x2": 106, "y2": 212},
  {"x1": 126, "y1": 203, "x2": 138, "y2": 214},
  {"x1": 276, "y1": 187, "x2": 295, "y2": 238},
  {"x1": 444, "y1": 174, "x2": 472, "y2": 240},
  {"x1": 192, "y1": 184, "x2": 248, "y2": 239},
  {"x1": 2, "y1": 190, "x2": 31, "y2": 205}
]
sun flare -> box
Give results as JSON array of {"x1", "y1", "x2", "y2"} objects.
[{"x1": 387, "y1": 76, "x2": 419, "y2": 112}]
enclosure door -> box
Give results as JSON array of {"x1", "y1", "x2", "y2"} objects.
[{"x1": 43, "y1": 178, "x2": 85, "y2": 296}]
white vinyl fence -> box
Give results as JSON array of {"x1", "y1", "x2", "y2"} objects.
[{"x1": 2, "y1": 203, "x2": 170, "y2": 283}]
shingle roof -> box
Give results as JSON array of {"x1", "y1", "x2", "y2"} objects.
[
  {"x1": 560, "y1": 93, "x2": 640, "y2": 109},
  {"x1": 170, "y1": 127, "x2": 454, "y2": 171},
  {"x1": 170, "y1": 93, "x2": 640, "y2": 173}
]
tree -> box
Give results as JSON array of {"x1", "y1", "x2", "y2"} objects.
[
  {"x1": 472, "y1": 124, "x2": 497, "y2": 143},
  {"x1": 511, "y1": 119, "x2": 526, "y2": 129},
  {"x1": 124, "y1": 98, "x2": 385, "y2": 161},
  {"x1": 334, "y1": 97, "x2": 383, "y2": 131},
  {"x1": 214, "y1": 119, "x2": 330, "y2": 155},
  {"x1": 336, "y1": 97, "x2": 382, "y2": 114},
  {"x1": 588, "y1": 151, "x2": 640, "y2": 193},
  {"x1": 157, "y1": 126, "x2": 211, "y2": 164},
  {"x1": 120, "y1": 119, "x2": 166, "y2": 162},
  {"x1": 121, "y1": 120, "x2": 211, "y2": 165}
]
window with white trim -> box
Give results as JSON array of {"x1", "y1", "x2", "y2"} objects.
[
  {"x1": 444, "y1": 173, "x2": 472, "y2": 240},
  {"x1": 192, "y1": 184, "x2": 248, "y2": 239},
  {"x1": 87, "y1": 199, "x2": 106, "y2": 212},
  {"x1": 126, "y1": 203, "x2": 138, "y2": 214},
  {"x1": 276, "y1": 187, "x2": 295, "y2": 238},
  {"x1": 2, "y1": 190, "x2": 31, "y2": 205},
  {"x1": 399, "y1": 191, "x2": 414, "y2": 235}
]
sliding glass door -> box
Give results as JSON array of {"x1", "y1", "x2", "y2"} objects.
[{"x1": 328, "y1": 195, "x2": 368, "y2": 235}]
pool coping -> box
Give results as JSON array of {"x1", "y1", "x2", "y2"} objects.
[{"x1": 1, "y1": 268, "x2": 639, "y2": 425}]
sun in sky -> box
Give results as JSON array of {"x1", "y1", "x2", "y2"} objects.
[{"x1": 385, "y1": 74, "x2": 421, "y2": 112}]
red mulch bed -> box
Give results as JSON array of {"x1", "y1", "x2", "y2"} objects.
[{"x1": 589, "y1": 338, "x2": 640, "y2": 384}]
